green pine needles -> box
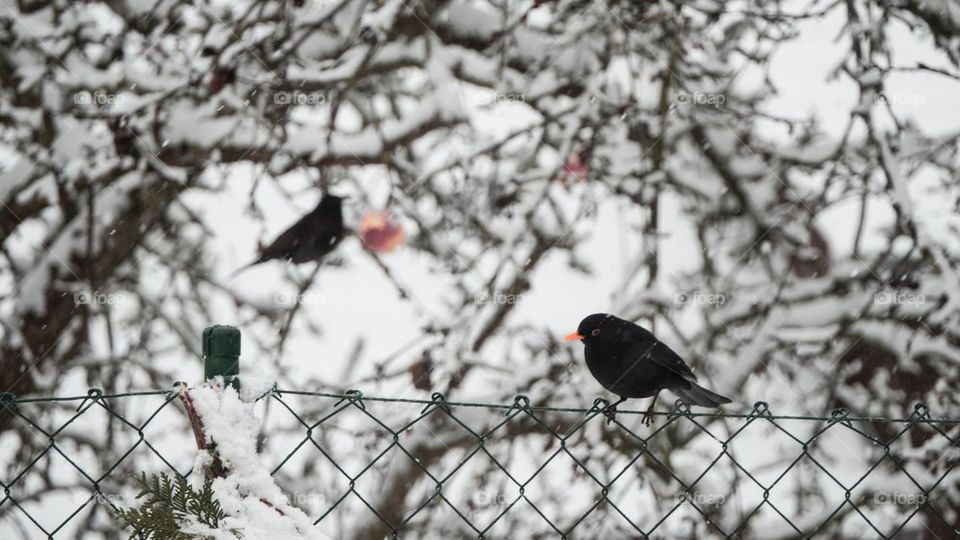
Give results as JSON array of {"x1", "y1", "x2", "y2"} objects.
[{"x1": 114, "y1": 472, "x2": 241, "y2": 539}]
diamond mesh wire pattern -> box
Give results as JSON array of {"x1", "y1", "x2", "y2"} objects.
[{"x1": 1, "y1": 388, "x2": 958, "y2": 538}]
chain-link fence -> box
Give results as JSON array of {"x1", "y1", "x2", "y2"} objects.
[{"x1": 1, "y1": 387, "x2": 958, "y2": 539}]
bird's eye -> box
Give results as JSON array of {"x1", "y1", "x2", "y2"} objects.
[{"x1": 591, "y1": 329, "x2": 601, "y2": 336}]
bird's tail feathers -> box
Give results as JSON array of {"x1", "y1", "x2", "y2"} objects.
[
  {"x1": 671, "y1": 383, "x2": 732, "y2": 408},
  {"x1": 229, "y1": 259, "x2": 260, "y2": 279}
]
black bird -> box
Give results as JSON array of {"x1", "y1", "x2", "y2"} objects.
[
  {"x1": 563, "y1": 313, "x2": 731, "y2": 425},
  {"x1": 233, "y1": 195, "x2": 345, "y2": 276}
]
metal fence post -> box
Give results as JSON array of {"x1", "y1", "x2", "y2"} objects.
[{"x1": 203, "y1": 325, "x2": 240, "y2": 389}]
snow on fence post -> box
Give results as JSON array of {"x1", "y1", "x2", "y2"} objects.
[
  {"x1": 203, "y1": 325, "x2": 240, "y2": 389},
  {"x1": 179, "y1": 324, "x2": 242, "y2": 479}
]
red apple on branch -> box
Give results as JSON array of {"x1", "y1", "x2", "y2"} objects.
[{"x1": 359, "y1": 211, "x2": 404, "y2": 253}]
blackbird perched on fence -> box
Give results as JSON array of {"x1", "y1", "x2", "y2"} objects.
[
  {"x1": 233, "y1": 195, "x2": 345, "y2": 276},
  {"x1": 564, "y1": 313, "x2": 732, "y2": 425}
]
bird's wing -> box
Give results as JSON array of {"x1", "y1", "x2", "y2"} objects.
[
  {"x1": 258, "y1": 216, "x2": 310, "y2": 261},
  {"x1": 647, "y1": 342, "x2": 698, "y2": 381},
  {"x1": 622, "y1": 329, "x2": 698, "y2": 382}
]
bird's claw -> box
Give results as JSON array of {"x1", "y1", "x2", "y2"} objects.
[
  {"x1": 641, "y1": 410, "x2": 656, "y2": 426},
  {"x1": 602, "y1": 405, "x2": 618, "y2": 424}
]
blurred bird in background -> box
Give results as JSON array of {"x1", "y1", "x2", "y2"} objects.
[{"x1": 232, "y1": 194, "x2": 345, "y2": 276}]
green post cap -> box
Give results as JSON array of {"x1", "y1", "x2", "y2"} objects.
[{"x1": 203, "y1": 325, "x2": 240, "y2": 387}]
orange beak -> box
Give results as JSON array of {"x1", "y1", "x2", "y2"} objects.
[{"x1": 562, "y1": 331, "x2": 584, "y2": 343}]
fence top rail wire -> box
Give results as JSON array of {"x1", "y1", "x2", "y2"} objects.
[{"x1": 2, "y1": 386, "x2": 959, "y2": 425}]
